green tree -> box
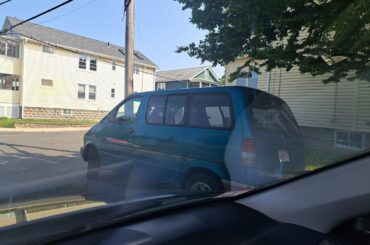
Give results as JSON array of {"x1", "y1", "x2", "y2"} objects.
[{"x1": 175, "y1": 0, "x2": 369, "y2": 83}]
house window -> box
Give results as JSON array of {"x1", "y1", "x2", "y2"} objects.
[
  {"x1": 89, "y1": 85, "x2": 96, "y2": 100},
  {"x1": 42, "y1": 45, "x2": 54, "y2": 54},
  {"x1": 156, "y1": 82, "x2": 166, "y2": 90},
  {"x1": 0, "y1": 41, "x2": 19, "y2": 58},
  {"x1": 41, "y1": 79, "x2": 53, "y2": 87},
  {"x1": 189, "y1": 82, "x2": 200, "y2": 88},
  {"x1": 134, "y1": 65, "x2": 140, "y2": 75},
  {"x1": 62, "y1": 109, "x2": 72, "y2": 116},
  {"x1": 335, "y1": 130, "x2": 365, "y2": 149},
  {"x1": 79, "y1": 55, "x2": 87, "y2": 69},
  {"x1": 111, "y1": 88, "x2": 115, "y2": 98},
  {"x1": 78, "y1": 84, "x2": 86, "y2": 99},
  {"x1": 247, "y1": 71, "x2": 259, "y2": 89},
  {"x1": 0, "y1": 41, "x2": 5, "y2": 55},
  {"x1": 12, "y1": 79, "x2": 19, "y2": 91},
  {"x1": 6, "y1": 42, "x2": 19, "y2": 58},
  {"x1": 90, "y1": 57, "x2": 97, "y2": 71},
  {"x1": 112, "y1": 60, "x2": 116, "y2": 70},
  {"x1": 236, "y1": 77, "x2": 248, "y2": 86},
  {"x1": 235, "y1": 71, "x2": 259, "y2": 89}
]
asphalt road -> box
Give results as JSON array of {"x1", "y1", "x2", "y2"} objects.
[
  {"x1": 0, "y1": 130, "x2": 169, "y2": 206},
  {"x1": 0, "y1": 131, "x2": 88, "y2": 203}
]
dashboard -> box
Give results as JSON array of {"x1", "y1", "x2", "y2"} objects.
[{"x1": 58, "y1": 201, "x2": 332, "y2": 245}]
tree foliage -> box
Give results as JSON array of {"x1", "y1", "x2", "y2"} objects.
[{"x1": 175, "y1": 0, "x2": 369, "y2": 83}]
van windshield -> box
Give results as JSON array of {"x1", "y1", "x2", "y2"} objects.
[{"x1": 249, "y1": 92, "x2": 299, "y2": 135}]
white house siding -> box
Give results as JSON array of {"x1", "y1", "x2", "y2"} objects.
[
  {"x1": 357, "y1": 80, "x2": 370, "y2": 132},
  {"x1": 224, "y1": 57, "x2": 267, "y2": 91},
  {"x1": 224, "y1": 58, "x2": 248, "y2": 85},
  {"x1": 267, "y1": 67, "x2": 336, "y2": 129},
  {"x1": 134, "y1": 66, "x2": 155, "y2": 93},
  {"x1": 22, "y1": 41, "x2": 124, "y2": 112},
  {"x1": 0, "y1": 56, "x2": 21, "y2": 76},
  {"x1": 0, "y1": 90, "x2": 20, "y2": 104},
  {"x1": 20, "y1": 41, "x2": 155, "y2": 120},
  {"x1": 225, "y1": 58, "x2": 370, "y2": 133},
  {"x1": 0, "y1": 90, "x2": 20, "y2": 118}
]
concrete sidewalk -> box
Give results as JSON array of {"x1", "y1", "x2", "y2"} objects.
[{"x1": 0, "y1": 127, "x2": 90, "y2": 132}]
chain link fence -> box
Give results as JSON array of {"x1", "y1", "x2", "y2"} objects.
[{"x1": 302, "y1": 127, "x2": 370, "y2": 171}]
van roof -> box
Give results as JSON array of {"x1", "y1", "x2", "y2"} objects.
[
  {"x1": 133, "y1": 86, "x2": 260, "y2": 96},
  {"x1": 131, "y1": 86, "x2": 283, "y2": 102}
]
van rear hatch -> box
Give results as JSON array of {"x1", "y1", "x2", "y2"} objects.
[{"x1": 245, "y1": 91, "x2": 305, "y2": 179}]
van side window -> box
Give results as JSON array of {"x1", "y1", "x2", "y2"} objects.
[
  {"x1": 189, "y1": 94, "x2": 233, "y2": 129},
  {"x1": 146, "y1": 95, "x2": 166, "y2": 124},
  {"x1": 165, "y1": 95, "x2": 186, "y2": 125},
  {"x1": 115, "y1": 97, "x2": 142, "y2": 123},
  {"x1": 250, "y1": 93, "x2": 299, "y2": 134}
]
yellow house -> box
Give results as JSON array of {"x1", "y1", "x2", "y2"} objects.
[
  {"x1": 225, "y1": 57, "x2": 370, "y2": 149},
  {"x1": 0, "y1": 17, "x2": 157, "y2": 120}
]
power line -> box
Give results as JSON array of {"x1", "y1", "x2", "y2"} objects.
[
  {"x1": 0, "y1": 0, "x2": 11, "y2": 6},
  {"x1": 121, "y1": 2, "x2": 126, "y2": 22},
  {"x1": 124, "y1": 0, "x2": 132, "y2": 12},
  {"x1": 0, "y1": 0, "x2": 74, "y2": 35},
  {"x1": 37, "y1": 0, "x2": 97, "y2": 25}
]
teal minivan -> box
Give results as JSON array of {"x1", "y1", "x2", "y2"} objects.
[{"x1": 81, "y1": 87, "x2": 305, "y2": 191}]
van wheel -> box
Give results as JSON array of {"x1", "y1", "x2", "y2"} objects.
[
  {"x1": 185, "y1": 173, "x2": 224, "y2": 192},
  {"x1": 87, "y1": 147, "x2": 100, "y2": 181}
]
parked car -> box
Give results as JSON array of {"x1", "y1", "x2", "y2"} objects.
[{"x1": 80, "y1": 87, "x2": 305, "y2": 191}]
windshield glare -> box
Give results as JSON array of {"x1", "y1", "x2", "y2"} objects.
[{"x1": 0, "y1": 0, "x2": 369, "y2": 240}]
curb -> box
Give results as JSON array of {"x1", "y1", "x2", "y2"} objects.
[{"x1": 0, "y1": 127, "x2": 91, "y2": 132}]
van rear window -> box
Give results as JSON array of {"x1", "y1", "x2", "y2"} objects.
[
  {"x1": 189, "y1": 93, "x2": 233, "y2": 129},
  {"x1": 250, "y1": 93, "x2": 299, "y2": 134}
]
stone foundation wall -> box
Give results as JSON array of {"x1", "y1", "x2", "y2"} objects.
[{"x1": 22, "y1": 107, "x2": 108, "y2": 121}]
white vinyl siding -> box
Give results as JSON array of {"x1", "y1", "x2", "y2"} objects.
[
  {"x1": 355, "y1": 80, "x2": 370, "y2": 132},
  {"x1": 226, "y1": 59, "x2": 370, "y2": 133},
  {"x1": 225, "y1": 58, "x2": 247, "y2": 85}
]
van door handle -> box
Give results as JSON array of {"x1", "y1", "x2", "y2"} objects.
[{"x1": 127, "y1": 127, "x2": 135, "y2": 134}]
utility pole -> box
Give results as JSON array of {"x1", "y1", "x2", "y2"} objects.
[{"x1": 124, "y1": 0, "x2": 134, "y2": 98}]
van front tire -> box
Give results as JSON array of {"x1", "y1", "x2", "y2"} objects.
[
  {"x1": 87, "y1": 147, "x2": 100, "y2": 181},
  {"x1": 185, "y1": 172, "x2": 224, "y2": 192}
]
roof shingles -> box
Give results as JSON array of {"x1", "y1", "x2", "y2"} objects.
[
  {"x1": 3, "y1": 16, "x2": 157, "y2": 67},
  {"x1": 156, "y1": 66, "x2": 210, "y2": 82}
]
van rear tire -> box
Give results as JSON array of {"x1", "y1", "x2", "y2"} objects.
[
  {"x1": 185, "y1": 172, "x2": 224, "y2": 192},
  {"x1": 87, "y1": 147, "x2": 100, "y2": 181}
]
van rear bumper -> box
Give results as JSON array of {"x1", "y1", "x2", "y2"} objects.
[{"x1": 227, "y1": 165, "x2": 307, "y2": 188}]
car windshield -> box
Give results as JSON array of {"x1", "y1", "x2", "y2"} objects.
[{"x1": 0, "y1": 0, "x2": 369, "y2": 240}]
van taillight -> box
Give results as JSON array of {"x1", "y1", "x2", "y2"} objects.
[{"x1": 241, "y1": 139, "x2": 256, "y2": 165}]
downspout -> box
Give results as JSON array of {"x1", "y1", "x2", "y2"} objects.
[{"x1": 20, "y1": 39, "x2": 26, "y2": 119}]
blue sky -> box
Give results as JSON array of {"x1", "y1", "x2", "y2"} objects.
[{"x1": 0, "y1": 0, "x2": 224, "y2": 77}]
